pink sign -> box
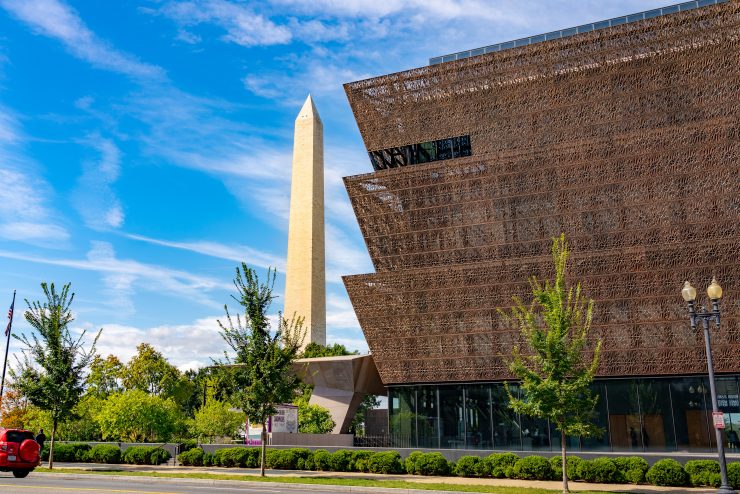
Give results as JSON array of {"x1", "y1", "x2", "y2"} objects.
[{"x1": 713, "y1": 411, "x2": 725, "y2": 429}]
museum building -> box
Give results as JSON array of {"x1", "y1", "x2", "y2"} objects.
[{"x1": 341, "y1": 0, "x2": 740, "y2": 452}]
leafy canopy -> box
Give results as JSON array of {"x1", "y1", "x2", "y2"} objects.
[
  {"x1": 12, "y1": 282, "x2": 99, "y2": 424},
  {"x1": 502, "y1": 235, "x2": 602, "y2": 437},
  {"x1": 218, "y1": 265, "x2": 306, "y2": 428}
]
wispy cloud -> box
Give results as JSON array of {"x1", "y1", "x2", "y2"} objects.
[
  {"x1": 0, "y1": 106, "x2": 70, "y2": 245},
  {"x1": 159, "y1": 0, "x2": 292, "y2": 47},
  {"x1": 124, "y1": 233, "x2": 285, "y2": 271},
  {"x1": 0, "y1": 0, "x2": 164, "y2": 79},
  {"x1": 73, "y1": 135, "x2": 124, "y2": 230},
  {"x1": 0, "y1": 241, "x2": 229, "y2": 311}
]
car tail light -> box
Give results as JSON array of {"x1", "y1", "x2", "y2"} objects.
[{"x1": 0, "y1": 443, "x2": 6, "y2": 452}]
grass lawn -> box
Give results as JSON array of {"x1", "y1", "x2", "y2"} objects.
[{"x1": 34, "y1": 468, "x2": 616, "y2": 493}]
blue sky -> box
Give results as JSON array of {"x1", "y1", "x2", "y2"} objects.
[{"x1": 0, "y1": 0, "x2": 676, "y2": 370}]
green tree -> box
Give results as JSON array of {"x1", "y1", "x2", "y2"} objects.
[
  {"x1": 218, "y1": 265, "x2": 305, "y2": 476},
  {"x1": 501, "y1": 235, "x2": 602, "y2": 494},
  {"x1": 12, "y1": 282, "x2": 100, "y2": 469},
  {"x1": 95, "y1": 389, "x2": 182, "y2": 442},
  {"x1": 296, "y1": 402, "x2": 335, "y2": 434},
  {"x1": 121, "y1": 343, "x2": 181, "y2": 396},
  {"x1": 189, "y1": 400, "x2": 244, "y2": 440},
  {"x1": 300, "y1": 342, "x2": 357, "y2": 358},
  {"x1": 86, "y1": 354, "x2": 123, "y2": 397}
]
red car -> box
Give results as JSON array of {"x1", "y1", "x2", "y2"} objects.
[{"x1": 0, "y1": 428, "x2": 40, "y2": 478}]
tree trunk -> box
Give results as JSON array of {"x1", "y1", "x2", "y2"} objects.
[
  {"x1": 561, "y1": 429, "x2": 569, "y2": 494},
  {"x1": 48, "y1": 418, "x2": 57, "y2": 470},
  {"x1": 260, "y1": 423, "x2": 267, "y2": 477}
]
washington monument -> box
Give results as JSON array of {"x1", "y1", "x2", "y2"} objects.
[{"x1": 284, "y1": 95, "x2": 326, "y2": 348}]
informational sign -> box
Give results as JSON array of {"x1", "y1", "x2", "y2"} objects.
[
  {"x1": 245, "y1": 404, "x2": 299, "y2": 444},
  {"x1": 271, "y1": 405, "x2": 299, "y2": 434},
  {"x1": 713, "y1": 411, "x2": 725, "y2": 429}
]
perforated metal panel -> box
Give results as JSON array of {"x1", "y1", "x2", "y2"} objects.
[{"x1": 342, "y1": 2, "x2": 740, "y2": 385}]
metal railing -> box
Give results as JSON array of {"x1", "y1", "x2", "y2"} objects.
[{"x1": 429, "y1": 0, "x2": 728, "y2": 65}]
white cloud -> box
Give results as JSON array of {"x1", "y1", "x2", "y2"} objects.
[
  {"x1": 77, "y1": 315, "x2": 227, "y2": 371},
  {"x1": 73, "y1": 135, "x2": 124, "y2": 230},
  {"x1": 0, "y1": 0, "x2": 164, "y2": 79},
  {"x1": 0, "y1": 241, "x2": 230, "y2": 311},
  {"x1": 124, "y1": 233, "x2": 285, "y2": 271},
  {"x1": 0, "y1": 107, "x2": 70, "y2": 245},
  {"x1": 160, "y1": 0, "x2": 292, "y2": 47}
]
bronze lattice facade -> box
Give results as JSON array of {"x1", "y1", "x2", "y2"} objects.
[{"x1": 342, "y1": 2, "x2": 740, "y2": 387}]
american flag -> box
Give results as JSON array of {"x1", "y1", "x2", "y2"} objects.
[{"x1": 4, "y1": 297, "x2": 14, "y2": 338}]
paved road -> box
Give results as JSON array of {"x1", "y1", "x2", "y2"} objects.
[{"x1": 0, "y1": 473, "x2": 356, "y2": 494}]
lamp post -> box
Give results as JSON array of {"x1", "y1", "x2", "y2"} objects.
[{"x1": 681, "y1": 278, "x2": 736, "y2": 494}]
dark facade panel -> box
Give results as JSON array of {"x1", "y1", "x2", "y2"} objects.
[{"x1": 342, "y1": 3, "x2": 740, "y2": 385}]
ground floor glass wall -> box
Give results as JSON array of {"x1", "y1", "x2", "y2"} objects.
[{"x1": 388, "y1": 376, "x2": 740, "y2": 452}]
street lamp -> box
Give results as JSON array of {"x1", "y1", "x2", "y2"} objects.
[{"x1": 681, "y1": 278, "x2": 736, "y2": 494}]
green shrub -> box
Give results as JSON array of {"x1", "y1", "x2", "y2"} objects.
[
  {"x1": 414, "y1": 452, "x2": 450, "y2": 476},
  {"x1": 122, "y1": 446, "x2": 170, "y2": 465},
  {"x1": 512, "y1": 455, "x2": 553, "y2": 480},
  {"x1": 45, "y1": 443, "x2": 91, "y2": 462},
  {"x1": 577, "y1": 457, "x2": 620, "y2": 484},
  {"x1": 685, "y1": 460, "x2": 721, "y2": 487},
  {"x1": 86, "y1": 444, "x2": 121, "y2": 464},
  {"x1": 267, "y1": 449, "x2": 299, "y2": 470},
  {"x1": 312, "y1": 449, "x2": 331, "y2": 471},
  {"x1": 350, "y1": 450, "x2": 373, "y2": 472},
  {"x1": 404, "y1": 451, "x2": 423, "y2": 475},
  {"x1": 613, "y1": 456, "x2": 649, "y2": 484},
  {"x1": 219, "y1": 447, "x2": 250, "y2": 468},
  {"x1": 327, "y1": 450, "x2": 352, "y2": 472},
  {"x1": 728, "y1": 462, "x2": 739, "y2": 489},
  {"x1": 550, "y1": 456, "x2": 583, "y2": 480},
  {"x1": 178, "y1": 447, "x2": 205, "y2": 466},
  {"x1": 481, "y1": 452, "x2": 519, "y2": 478},
  {"x1": 646, "y1": 459, "x2": 689, "y2": 487},
  {"x1": 454, "y1": 456, "x2": 482, "y2": 477},
  {"x1": 367, "y1": 451, "x2": 404, "y2": 474}
]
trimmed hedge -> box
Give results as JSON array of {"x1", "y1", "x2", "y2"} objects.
[
  {"x1": 178, "y1": 447, "x2": 205, "y2": 466},
  {"x1": 481, "y1": 452, "x2": 519, "y2": 478},
  {"x1": 86, "y1": 444, "x2": 121, "y2": 464},
  {"x1": 613, "y1": 456, "x2": 649, "y2": 484},
  {"x1": 512, "y1": 455, "x2": 553, "y2": 480},
  {"x1": 367, "y1": 451, "x2": 404, "y2": 474},
  {"x1": 646, "y1": 459, "x2": 689, "y2": 487},
  {"x1": 728, "y1": 462, "x2": 739, "y2": 489},
  {"x1": 549, "y1": 455, "x2": 582, "y2": 481},
  {"x1": 577, "y1": 457, "x2": 620, "y2": 484},
  {"x1": 406, "y1": 452, "x2": 449, "y2": 476},
  {"x1": 454, "y1": 455, "x2": 482, "y2": 477},
  {"x1": 122, "y1": 446, "x2": 171, "y2": 465},
  {"x1": 43, "y1": 443, "x2": 91, "y2": 462},
  {"x1": 685, "y1": 460, "x2": 721, "y2": 487}
]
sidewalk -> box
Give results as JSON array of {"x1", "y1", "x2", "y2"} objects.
[{"x1": 49, "y1": 462, "x2": 719, "y2": 493}]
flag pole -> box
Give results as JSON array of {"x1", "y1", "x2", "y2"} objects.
[{"x1": 0, "y1": 290, "x2": 16, "y2": 409}]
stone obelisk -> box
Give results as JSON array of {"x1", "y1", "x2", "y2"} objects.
[{"x1": 284, "y1": 95, "x2": 326, "y2": 349}]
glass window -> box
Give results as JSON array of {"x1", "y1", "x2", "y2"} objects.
[
  {"x1": 521, "y1": 415, "x2": 550, "y2": 451},
  {"x1": 436, "y1": 139, "x2": 453, "y2": 160},
  {"x1": 389, "y1": 387, "x2": 416, "y2": 448},
  {"x1": 606, "y1": 380, "x2": 643, "y2": 451},
  {"x1": 638, "y1": 379, "x2": 676, "y2": 451},
  {"x1": 464, "y1": 385, "x2": 493, "y2": 449},
  {"x1": 491, "y1": 384, "x2": 521, "y2": 449},
  {"x1": 417, "y1": 386, "x2": 440, "y2": 448},
  {"x1": 439, "y1": 385, "x2": 465, "y2": 448},
  {"x1": 671, "y1": 377, "x2": 712, "y2": 451},
  {"x1": 716, "y1": 377, "x2": 740, "y2": 450},
  {"x1": 581, "y1": 382, "x2": 610, "y2": 451}
]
